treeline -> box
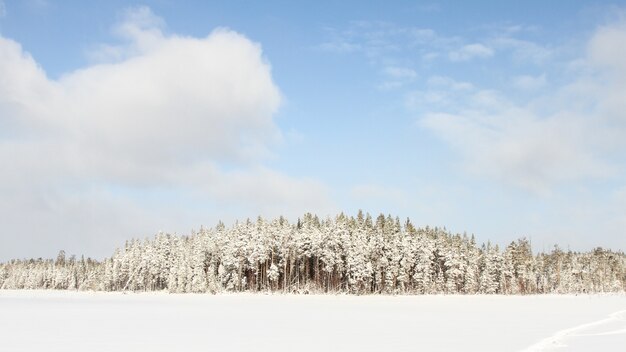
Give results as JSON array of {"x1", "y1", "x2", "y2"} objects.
[{"x1": 1, "y1": 212, "x2": 625, "y2": 294}]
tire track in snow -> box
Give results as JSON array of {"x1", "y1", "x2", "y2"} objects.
[{"x1": 521, "y1": 309, "x2": 626, "y2": 351}]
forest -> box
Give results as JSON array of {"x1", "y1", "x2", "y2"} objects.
[{"x1": 1, "y1": 212, "x2": 625, "y2": 294}]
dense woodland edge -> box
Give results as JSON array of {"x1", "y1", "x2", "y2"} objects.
[{"x1": 1, "y1": 211, "x2": 625, "y2": 294}]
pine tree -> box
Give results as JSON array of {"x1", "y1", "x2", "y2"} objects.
[{"x1": 1, "y1": 212, "x2": 624, "y2": 294}]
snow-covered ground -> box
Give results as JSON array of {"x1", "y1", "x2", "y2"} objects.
[{"x1": 1, "y1": 291, "x2": 624, "y2": 352}]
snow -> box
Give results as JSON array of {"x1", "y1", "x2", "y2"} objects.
[{"x1": 0, "y1": 291, "x2": 624, "y2": 351}]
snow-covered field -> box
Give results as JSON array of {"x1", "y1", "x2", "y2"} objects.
[{"x1": 1, "y1": 291, "x2": 624, "y2": 352}]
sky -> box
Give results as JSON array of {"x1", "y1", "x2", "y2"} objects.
[{"x1": 1, "y1": 0, "x2": 626, "y2": 260}]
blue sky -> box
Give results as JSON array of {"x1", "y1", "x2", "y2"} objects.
[{"x1": 1, "y1": 0, "x2": 626, "y2": 260}]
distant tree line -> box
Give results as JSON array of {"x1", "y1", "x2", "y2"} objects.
[{"x1": 1, "y1": 212, "x2": 625, "y2": 294}]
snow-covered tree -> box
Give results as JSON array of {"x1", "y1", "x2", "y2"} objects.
[{"x1": 1, "y1": 211, "x2": 624, "y2": 295}]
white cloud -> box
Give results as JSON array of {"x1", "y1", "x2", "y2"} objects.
[
  {"x1": 589, "y1": 22, "x2": 626, "y2": 73},
  {"x1": 427, "y1": 76, "x2": 474, "y2": 90},
  {"x1": 449, "y1": 43, "x2": 494, "y2": 62},
  {"x1": 587, "y1": 21, "x2": 626, "y2": 126},
  {"x1": 87, "y1": 6, "x2": 166, "y2": 62},
  {"x1": 405, "y1": 77, "x2": 474, "y2": 109},
  {"x1": 318, "y1": 22, "x2": 451, "y2": 64},
  {"x1": 383, "y1": 66, "x2": 417, "y2": 80},
  {"x1": 409, "y1": 28, "x2": 437, "y2": 41},
  {"x1": 421, "y1": 52, "x2": 439, "y2": 61},
  {"x1": 207, "y1": 167, "x2": 333, "y2": 215},
  {"x1": 377, "y1": 81, "x2": 402, "y2": 90},
  {"x1": 420, "y1": 21, "x2": 626, "y2": 194},
  {"x1": 512, "y1": 74, "x2": 547, "y2": 90},
  {"x1": 378, "y1": 66, "x2": 417, "y2": 90},
  {"x1": 422, "y1": 109, "x2": 614, "y2": 194},
  {"x1": 0, "y1": 7, "x2": 333, "y2": 260},
  {"x1": 406, "y1": 90, "x2": 450, "y2": 109},
  {"x1": 317, "y1": 40, "x2": 361, "y2": 54},
  {"x1": 490, "y1": 37, "x2": 553, "y2": 65}
]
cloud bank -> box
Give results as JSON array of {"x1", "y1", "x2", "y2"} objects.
[
  {"x1": 418, "y1": 20, "x2": 626, "y2": 194},
  {"x1": 0, "y1": 7, "x2": 332, "y2": 260}
]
